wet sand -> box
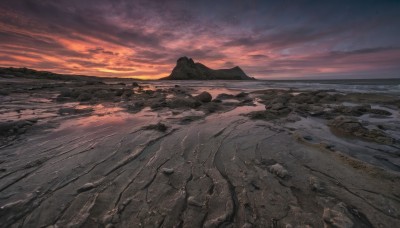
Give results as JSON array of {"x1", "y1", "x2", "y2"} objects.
[{"x1": 0, "y1": 77, "x2": 400, "y2": 227}]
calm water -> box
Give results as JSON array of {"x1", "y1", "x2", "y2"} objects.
[{"x1": 140, "y1": 79, "x2": 400, "y2": 95}]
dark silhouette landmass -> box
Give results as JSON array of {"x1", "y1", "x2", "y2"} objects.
[
  {"x1": 0, "y1": 67, "x2": 149, "y2": 82},
  {"x1": 162, "y1": 57, "x2": 255, "y2": 80},
  {"x1": 0, "y1": 67, "x2": 101, "y2": 81}
]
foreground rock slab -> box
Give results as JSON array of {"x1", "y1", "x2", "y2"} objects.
[
  {"x1": 0, "y1": 106, "x2": 399, "y2": 227},
  {"x1": 0, "y1": 76, "x2": 399, "y2": 227}
]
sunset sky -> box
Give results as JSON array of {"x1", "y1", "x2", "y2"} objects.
[{"x1": 1, "y1": 0, "x2": 399, "y2": 79}]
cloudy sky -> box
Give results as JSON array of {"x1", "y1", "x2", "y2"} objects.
[{"x1": 1, "y1": 0, "x2": 399, "y2": 79}]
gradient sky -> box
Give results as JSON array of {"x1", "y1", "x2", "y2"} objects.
[{"x1": 1, "y1": 0, "x2": 400, "y2": 79}]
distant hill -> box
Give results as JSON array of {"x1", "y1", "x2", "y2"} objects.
[
  {"x1": 162, "y1": 57, "x2": 255, "y2": 80},
  {"x1": 0, "y1": 67, "x2": 152, "y2": 82},
  {"x1": 0, "y1": 67, "x2": 101, "y2": 81}
]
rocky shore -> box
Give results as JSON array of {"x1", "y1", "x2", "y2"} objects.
[{"x1": 0, "y1": 74, "x2": 399, "y2": 227}]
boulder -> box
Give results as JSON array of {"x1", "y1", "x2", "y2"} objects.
[{"x1": 194, "y1": 91, "x2": 212, "y2": 103}]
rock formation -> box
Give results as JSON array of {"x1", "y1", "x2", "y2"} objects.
[{"x1": 162, "y1": 56, "x2": 254, "y2": 80}]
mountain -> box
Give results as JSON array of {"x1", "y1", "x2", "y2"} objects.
[{"x1": 162, "y1": 57, "x2": 255, "y2": 80}]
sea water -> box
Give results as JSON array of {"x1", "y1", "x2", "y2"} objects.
[{"x1": 144, "y1": 78, "x2": 400, "y2": 95}]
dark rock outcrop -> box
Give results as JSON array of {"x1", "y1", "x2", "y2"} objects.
[
  {"x1": 328, "y1": 116, "x2": 395, "y2": 145},
  {"x1": 162, "y1": 57, "x2": 254, "y2": 80},
  {"x1": 166, "y1": 97, "x2": 201, "y2": 109}
]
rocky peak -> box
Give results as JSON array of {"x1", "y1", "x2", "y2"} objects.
[
  {"x1": 162, "y1": 57, "x2": 254, "y2": 80},
  {"x1": 176, "y1": 56, "x2": 195, "y2": 67},
  {"x1": 232, "y1": 66, "x2": 244, "y2": 71}
]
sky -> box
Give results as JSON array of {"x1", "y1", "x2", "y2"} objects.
[{"x1": 0, "y1": 0, "x2": 399, "y2": 79}]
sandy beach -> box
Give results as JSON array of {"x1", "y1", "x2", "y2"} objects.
[{"x1": 0, "y1": 75, "x2": 399, "y2": 227}]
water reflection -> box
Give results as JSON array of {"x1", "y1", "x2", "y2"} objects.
[{"x1": 57, "y1": 107, "x2": 158, "y2": 130}]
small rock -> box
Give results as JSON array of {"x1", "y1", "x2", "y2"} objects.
[
  {"x1": 134, "y1": 101, "x2": 144, "y2": 107},
  {"x1": 242, "y1": 223, "x2": 253, "y2": 228},
  {"x1": 167, "y1": 97, "x2": 201, "y2": 108},
  {"x1": 46, "y1": 225, "x2": 58, "y2": 228},
  {"x1": 328, "y1": 116, "x2": 365, "y2": 134},
  {"x1": 286, "y1": 114, "x2": 301, "y2": 122},
  {"x1": 272, "y1": 94, "x2": 292, "y2": 104},
  {"x1": 319, "y1": 141, "x2": 336, "y2": 151},
  {"x1": 180, "y1": 115, "x2": 203, "y2": 124},
  {"x1": 115, "y1": 89, "x2": 124, "y2": 96},
  {"x1": 143, "y1": 122, "x2": 168, "y2": 132},
  {"x1": 250, "y1": 180, "x2": 260, "y2": 190},
  {"x1": 188, "y1": 196, "x2": 203, "y2": 207},
  {"x1": 216, "y1": 93, "x2": 235, "y2": 100},
  {"x1": 268, "y1": 163, "x2": 288, "y2": 178},
  {"x1": 58, "y1": 107, "x2": 93, "y2": 115},
  {"x1": 161, "y1": 168, "x2": 174, "y2": 175},
  {"x1": 122, "y1": 89, "x2": 133, "y2": 98},
  {"x1": 204, "y1": 102, "x2": 220, "y2": 113},
  {"x1": 303, "y1": 135, "x2": 313, "y2": 141},
  {"x1": 269, "y1": 103, "x2": 284, "y2": 111},
  {"x1": 77, "y1": 92, "x2": 92, "y2": 102},
  {"x1": 377, "y1": 125, "x2": 386, "y2": 130},
  {"x1": 290, "y1": 93, "x2": 313, "y2": 104},
  {"x1": 309, "y1": 176, "x2": 323, "y2": 192},
  {"x1": 369, "y1": 109, "x2": 391, "y2": 116},
  {"x1": 236, "y1": 92, "x2": 248, "y2": 98},
  {"x1": 24, "y1": 158, "x2": 45, "y2": 169},
  {"x1": 323, "y1": 203, "x2": 354, "y2": 228},
  {"x1": 77, "y1": 183, "x2": 95, "y2": 193},
  {"x1": 241, "y1": 97, "x2": 253, "y2": 104},
  {"x1": 334, "y1": 105, "x2": 371, "y2": 116}
]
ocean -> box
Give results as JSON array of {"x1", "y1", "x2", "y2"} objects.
[{"x1": 143, "y1": 78, "x2": 400, "y2": 95}]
